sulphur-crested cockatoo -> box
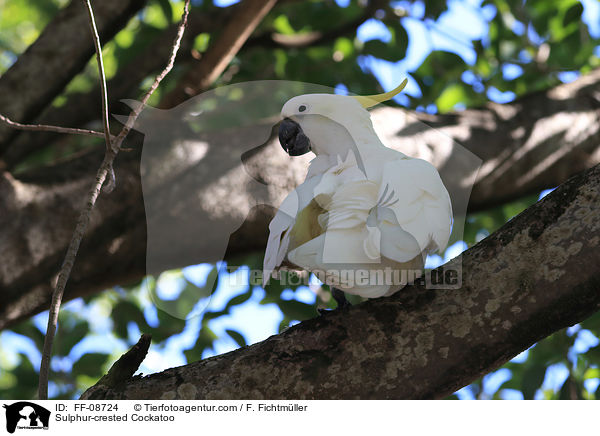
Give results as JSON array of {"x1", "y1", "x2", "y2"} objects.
[{"x1": 263, "y1": 80, "x2": 452, "y2": 306}]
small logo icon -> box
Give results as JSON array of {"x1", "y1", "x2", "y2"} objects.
[{"x1": 2, "y1": 402, "x2": 50, "y2": 433}]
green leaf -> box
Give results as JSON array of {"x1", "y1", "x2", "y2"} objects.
[
  {"x1": 194, "y1": 33, "x2": 210, "y2": 53},
  {"x1": 548, "y1": 31, "x2": 585, "y2": 69},
  {"x1": 581, "y1": 311, "x2": 600, "y2": 337},
  {"x1": 72, "y1": 353, "x2": 110, "y2": 379},
  {"x1": 583, "y1": 367, "x2": 600, "y2": 380},
  {"x1": 273, "y1": 15, "x2": 295, "y2": 35},
  {"x1": 225, "y1": 290, "x2": 253, "y2": 311},
  {"x1": 156, "y1": 0, "x2": 173, "y2": 24},
  {"x1": 143, "y1": 1, "x2": 171, "y2": 28},
  {"x1": 498, "y1": 369, "x2": 522, "y2": 391},
  {"x1": 151, "y1": 309, "x2": 187, "y2": 342},
  {"x1": 11, "y1": 321, "x2": 45, "y2": 350},
  {"x1": 362, "y1": 39, "x2": 406, "y2": 62},
  {"x1": 111, "y1": 300, "x2": 149, "y2": 339},
  {"x1": 424, "y1": 0, "x2": 448, "y2": 19},
  {"x1": 562, "y1": 2, "x2": 583, "y2": 27},
  {"x1": 55, "y1": 319, "x2": 89, "y2": 357},
  {"x1": 2, "y1": 353, "x2": 38, "y2": 399},
  {"x1": 183, "y1": 347, "x2": 203, "y2": 364},
  {"x1": 559, "y1": 375, "x2": 583, "y2": 400},
  {"x1": 277, "y1": 300, "x2": 316, "y2": 320},
  {"x1": 385, "y1": 20, "x2": 409, "y2": 59},
  {"x1": 150, "y1": 268, "x2": 217, "y2": 320},
  {"x1": 334, "y1": 37, "x2": 354, "y2": 58},
  {"x1": 202, "y1": 310, "x2": 228, "y2": 321},
  {"x1": 436, "y1": 83, "x2": 468, "y2": 113},
  {"x1": 262, "y1": 279, "x2": 286, "y2": 304},
  {"x1": 584, "y1": 345, "x2": 600, "y2": 363},
  {"x1": 184, "y1": 326, "x2": 217, "y2": 363},
  {"x1": 520, "y1": 365, "x2": 546, "y2": 399},
  {"x1": 225, "y1": 329, "x2": 247, "y2": 348}
]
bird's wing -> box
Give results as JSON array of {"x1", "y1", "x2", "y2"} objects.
[
  {"x1": 263, "y1": 191, "x2": 298, "y2": 287},
  {"x1": 380, "y1": 157, "x2": 453, "y2": 258},
  {"x1": 263, "y1": 177, "x2": 320, "y2": 286}
]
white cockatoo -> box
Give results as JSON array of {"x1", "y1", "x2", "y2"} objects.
[{"x1": 263, "y1": 80, "x2": 452, "y2": 306}]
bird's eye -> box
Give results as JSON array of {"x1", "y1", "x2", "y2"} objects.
[{"x1": 298, "y1": 105, "x2": 307, "y2": 113}]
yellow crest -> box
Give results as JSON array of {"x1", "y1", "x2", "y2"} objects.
[{"x1": 353, "y1": 78, "x2": 408, "y2": 108}]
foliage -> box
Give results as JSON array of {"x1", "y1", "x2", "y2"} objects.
[{"x1": 0, "y1": 0, "x2": 599, "y2": 399}]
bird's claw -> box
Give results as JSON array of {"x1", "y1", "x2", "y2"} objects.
[{"x1": 317, "y1": 288, "x2": 351, "y2": 315}]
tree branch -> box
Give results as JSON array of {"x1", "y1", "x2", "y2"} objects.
[
  {"x1": 83, "y1": 0, "x2": 115, "y2": 193},
  {"x1": 82, "y1": 162, "x2": 600, "y2": 399},
  {"x1": 0, "y1": 113, "x2": 109, "y2": 141},
  {"x1": 160, "y1": 0, "x2": 279, "y2": 108},
  {"x1": 83, "y1": 0, "x2": 112, "y2": 153},
  {"x1": 37, "y1": 0, "x2": 192, "y2": 400},
  {"x1": 83, "y1": 334, "x2": 151, "y2": 399},
  {"x1": 401, "y1": 68, "x2": 600, "y2": 212}
]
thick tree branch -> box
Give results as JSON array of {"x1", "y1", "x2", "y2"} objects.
[
  {"x1": 82, "y1": 162, "x2": 600, "y2": 400},
  {"x1": 160, "y1": 0, "x2": 279, "y2": 108},
  {"x1": 402, "y1": 68, "x2": 600, "y2": 212},
  {"x1": 83, "y1": 334, "x2": 151, "y2": 398}
]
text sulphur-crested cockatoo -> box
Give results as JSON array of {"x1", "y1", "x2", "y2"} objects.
[{"x1": 263, "y1": 80, "x2": 452, "y2": 307}]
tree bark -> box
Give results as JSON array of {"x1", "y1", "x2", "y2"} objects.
[
  {"x1": 81, "y1": 162, "x2": 600, "y2": 399},
  {"x1": 0, "y1": 70, "x2": 599, "y2": 331},
  {"x1": 413, "y1": 68, "x2": 600, "y2": 211}
]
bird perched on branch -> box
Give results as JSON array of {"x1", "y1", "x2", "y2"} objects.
[{"x1": 263, "y1": 80, "x2": 452, "y2": 309}]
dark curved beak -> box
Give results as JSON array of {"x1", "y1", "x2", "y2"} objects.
[{"x1": 279, "y1": 118, "x2": 311, "y2": 156}]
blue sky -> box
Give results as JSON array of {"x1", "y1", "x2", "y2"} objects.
[{"x1": 1, "y1": 0, "x2": 599, "y2": 399}]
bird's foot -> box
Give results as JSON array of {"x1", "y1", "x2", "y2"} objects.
[{"x1": 317, "y1": 288, "x2": 351, "y2": 315}]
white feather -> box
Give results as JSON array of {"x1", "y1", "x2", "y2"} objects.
[{"x1": 263, "y1": 92, "x2": 452, "y2": 298}]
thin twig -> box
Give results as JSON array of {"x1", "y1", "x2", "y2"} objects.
[
  {"x1": 83, "y1": 0, "x2": 111, "y2": 151},
  {"x1": 82, "y1": 0, "x2": 115, "y2": 192},
  {"x1": 0, "y1": 113, "x2": 110, "y2": 139},
  {"x1": 112, "y1": 0, "x2": 192, "y2": 148},
  {"x1": 37, "y1": 0, "x2": 192, "y2": 400}
]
